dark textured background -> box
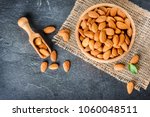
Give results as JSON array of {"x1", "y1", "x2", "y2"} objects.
[{"x1": 0, "y1": 0, "x2": 150, "y2": 100}]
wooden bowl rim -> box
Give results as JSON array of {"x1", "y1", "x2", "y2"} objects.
[{"x1": 75, "y1": 3, "x2": 136, "y2": 63}]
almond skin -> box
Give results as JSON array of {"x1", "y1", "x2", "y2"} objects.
[
  {"x1": 117, "y1": 48, "x2": 124, "y2": 55},
  {"x1": 84, "y1": 31, "x2": 94, "y2": 39},
  {"x1": 121, "y1": 42, "x2": 128, "y2": 52},
  {"x1": 116, "y1": 22, "x2": 128, "y2": 29},
  {"x1": 112, "y1": 48, "x2": 118, "y2": 57},
  {"x1": 108, "y1": 20, "x2": 116, "y2": 29},
  {"x1": 81, "y1": 20, "x2": 87, "y2": 29},
  {"x1": 105, "y1": 39, "x2": 113, "y2": 48},
  {"x1": 114, "y1": 63, "x2": 125, "y2": 71},
  {"x1": 105, "y1": 28, "x2": 115, "y2": 36},
  {"x1": 82, "y1": 38, "x2": 90, "y2": 47},
  {"x1": 100, "y1": 30, "x2": 107, "y2": 43},
  {"x1": 94, "y1": 31, "x2": 100, "y2": 41},
  {"x1": 39, "y1": 49, "x2": 50, "y2": 57},
  {"x1": 50, "y1": 50, "x2": 57, "y2": 62},
  {"x1": 103, "y1": 45, "x2": 112, "y2": 52},
  {"x1": 113, "y1": 35, "x2": 119, "y2": 47},
  {"x1": 127, "y1": 28, "x2": 133, "y2": 37},
  {"x1": 115, "y1": 28, "x2": 121, "y2": 34},
  {"x1": 96, "y1": 16, "x2": 107, "y2": 23},
  {"x1": 125, "y1": 35, "x2": 131, "y2": 45},
  {"x1": 127, "y1": 81, "x2": 134, "y2": 95},
  {"x1": 130, "y1": 55, "x2": 139, "y2": 64},
  {"x1": 88, "y1": 11, "x2": 99, "y2": 18},
  {"x1": 78, "y1": 29, "x2": 85, "y2": 37},
  {"x1": 34, "y1": 37, "x2": 42, "y2": 46},
  {"x1": 58, "y1": 29, "x2": 70, "y2": 42},
  {"x1": 43, "y1": 26, "x2": 55, "y2": 34},
  {"x1": 49, "y1": 63, "x2": 59, "y2": 70},
  {"x1": 117, "y1": 9, "x2": 126, "y2": 19},
  {"x1": 118, "y1": 33, "x2": 125, "y2": 46},
  {"x1": 98, "y1": 22, "x2": 106, "y2": 30},
  {"x1": 94, "y1": 41, "x2": 101, "y2": 49},
  {"x1": 114, "y1": 16, "x2": 124, "y2": 22},
  {"x1": 40, "y1": 62, "x2": 48, "y2": 73},
  {"x1": 91, "y1": 23, "x2": 98, "y2": 33},
  {"x1": 110, "y1": 7, "x2": 118, "y2": 17},
  {"x1": 103, "y1": 50, "x2": 111, "y2": 60},
  {"x1": 97, "y1": 9, "x2": 105, "y2": 15},
  {"x1": 63, "y1": 60, "x2": 71, "y2": 72}
]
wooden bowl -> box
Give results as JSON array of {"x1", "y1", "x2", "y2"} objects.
[{"x1": 75, "y1": 3, "x2": 135, "y2": 63}]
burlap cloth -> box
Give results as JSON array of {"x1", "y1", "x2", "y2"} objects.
[{"x1": 53, "y1": 0, "x2": 150, "y2": 91}]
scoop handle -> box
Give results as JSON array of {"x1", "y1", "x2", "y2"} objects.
[{"x1": 18, "y1": 17, "x2": 35, "y2": 38}]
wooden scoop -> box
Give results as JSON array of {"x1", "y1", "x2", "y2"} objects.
[{"x1": 18, "y1": 17, "x2": 51, "y2": 59}]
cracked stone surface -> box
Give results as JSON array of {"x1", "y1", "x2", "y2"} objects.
[{"x1": 0, "y1": 0, "x2": 150, "y2": 99}]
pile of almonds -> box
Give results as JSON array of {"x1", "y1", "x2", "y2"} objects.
[
  {"x1": 78, "y1": 6, "x2": 133, "y2": 60},
  {"x1": 36, "y1": 26, "x2": 71, "y2": 73}
]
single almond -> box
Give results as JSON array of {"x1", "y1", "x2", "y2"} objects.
[
  {"x1": 112, "y1": 48, "x2": 118, "y2": 57},
  {"x1": 108, "y1": 20, "x2": 116, "y2": 29},
  {"x1": 117, "y1": 9, "x2": 126, "y2": 19},
  {"x1": 114, "y1": 16, "x2": 124, "y2": 22},
  {"x1": 125, "y1": 18, "x2": 131, "y2": 28},
  {"x1": 113, "y1": 35, "x2": 119, "y2": 47},
  {"x1": 89, "y1": 40, "x2": 95, "y2": 51},
  {"x1": 99, "y1": 6, "x2": 107, "y2": 13},
  {"x1": 84, "y1": 31, "x2": 94, "y2": 39},
  {"x1": 100, "y1": 30, "x2": 107, "y2": 43},
  {"x1": 125, "y1": 35, "x2": 130, "y2": 45},
  {"x1": 103, "y1": 50, "x2": 111, "y2": 60},
  {"x1": 39, "y1": 43, "x2": 47, "y2": 49},
  {"x1": 91, "y1": 23, "x2": 98, "y2": 33},
  {"x1": 58, "y1": 29, "x2": 70, "y2": 42},
  {"x1": 105, "y1": 28, "x2": 115, "y2": 36},
  {"x1": 103, "y1": 45, "x2": 112, "y2": 52},
  {"x1": 127, "y1": 81, "x2": 134, "y2": 95},
  {"x1": 121, "y1": 42, "x2": 128, "y2": 52},
  {"x1": 82, "y1": 38, "x2": 90, "y2": 47},
  {"x1": 63, "y1": 60, "x2": 71, "y2": 72},
  {"x1": 130, "y1": 55, "x2": 139, "y2": 64},
  {"x1": 96, "y1": 16, "x2": 107, "y2": 23},
  {"x1": 34, "y1": 37, "x2": 42, "y2": 46},
  {"x1": 50, "y1": 50, "x2": 57, "y2": 62},
  {"x1": 39, "y1": 49, "x2": 50, "y2": 57},
  {"x1": 40, "y1": 62, "x2": 48, "y2": 73},
  {"x1": 49, "y1": 63, "x2": 59, "y2": 70},
  {"x1": 110, "y1": 7, "x2": 118, "y2": 17},
  {"x1": 78, "y1": 29, "x2": 85, "y2": 37},
  {"x1": 118, "y1": 33, "x2": 125, "y2": 46},
  {"x1": 94, "y1": 41, "x2": 101, "y2": 49},
  {"x1": 106, "y1": 8, "x2": 111, "y2": 16},
  {"x1": 97, "y1": 46, "x2": 103, "y2": 52},
  {"x1": 81, "y1": 20, "x2": 87, "y2": 29},
  {"x1": 116, "y1": 22, "x2": 128, "y2": 30},
  {"x1": 88, "y1": 11, "x2": 99, "y2": 18},
  {"x1": 127, "y1": 28, "x2": 132, "y2": 37},
  {"x1": 115, "y1": 28, "x2": 121, "y2": 34},
  {"x1": 97, "y1": 9, "x2": 105, "y2": 15},
  {"x1": 108, "y1": 35, "x2": 113, "y2": 39},
  {"x1": 84, "y1": 46, "x2": 91, "y2": 52},
  {"x1": 79, "y1": 35, "x2": 84, "y2": 41},
  {"x1": 91, "y1": 50, "x2": 100, "y2": 56},
  {"x1": 97, "y1": 54, "x2": 103, "y2": 59},
  {"x1": 90, "y1": 19, "x2": 96, "y2": 24},
  {"x1": 98, "y1": 22, "x2": 106, "y2": 30},
  {"x1": 105, "y1": 39, "x2": 113, "y2": 47},
  {"x1": 114, "y1": 63, "x2": 125, "y2": 71},
  {"x1": 81, "y1": 14, "x2": 89, "y2": 20},
  {"x1": 43, "y1": 26, "x2": 55, "y2": 34},
  {"x1": 117, "y1": 48, "x2": 124, "y2": 55},
  {"x1": 94, "y1": 31, "x2": 100, "y2": 41},
  {"x1": 106, "y1": 16, "x2": 116, "y2": 22}
]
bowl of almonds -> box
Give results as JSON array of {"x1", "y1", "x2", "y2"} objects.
[{"x1": 75, "y1": 3, "x2": 135, "y2": 63}]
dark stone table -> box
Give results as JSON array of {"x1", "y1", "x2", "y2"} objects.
[{"x1": 0, "y1": 0, "x2": 150, "y2": 100}]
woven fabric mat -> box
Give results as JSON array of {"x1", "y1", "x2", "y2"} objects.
[{"x1": 53, "y1": 0, "x2": 150, "y2": 91}]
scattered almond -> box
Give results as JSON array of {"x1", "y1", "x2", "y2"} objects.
[
  {"x1": 58, "y1": 29, "x2": 70, "y2": 42},
  {"x1": 63, "y1": 60, "x2": 71, "y2": 72},
  {"x1": 43, "y1": 26, "x2": 55, "y2": 34},
  {"x1": 50, "y1": 50, "x2": 57, "y2": 62},
  {"x1": 39, "y1": 49, "x2": 50, "y2": 57},
  {"x1": 49, "y1": 63, "x2": 59, "y2": 70},
  {"x1": 127, "y1": 81, "x2": 134, "y2": 95},
  {"x1": 114, "y1": 63, "x2": 125, "y2": 71},
  {"x1": 130, "y1": 55, "x2": 139, "y2": 64},
  {"x1": 40, "y1": 62, "x2": 48, "y2": 73}
]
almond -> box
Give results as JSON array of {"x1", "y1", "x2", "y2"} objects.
[
  {"x1": 103, "y1": 45, "x2": 112, "y2": 52},
  {"x1": 94, "y1": 31, "x2": 100, "y2": 41},
  {"x1": 125, "y1": 35, "x2": 130, "y2": 45},
  {"x1": 110, "y1": 7, "x2": 118, "y2": 17},
  {"x1": 116, "y1": 22, "x2": 128, "y2": 30},
  {"x1": 81, "y1": 14, "x2": 89, "y2": 20},
  {"x1": 105, "y1": 28, "x2": 115, "y2": 35},
  {"x1": 43, "y1": 26, "x2": 55, "y2": 34},
  {"x1": 127, "y1": 28, "x2": 132, "y2": 37},
  {"x1": 115, "y1": 28, "x2": 121, "y2": 34},
  {"x1": 58, "y1": 29, "x2": 70, "y2": 42},
  {"x1": 125, "y1": 18, "x2": 131, "y2": 28},
  {"x1": 94, "y1": 41, "x2": 101, "y2": 49},
  {"x1": 106, "y1": 8, "x2": 111, "y2": 16},
  {"x1": 106, "y1": 16, "x2": 116, "y2": 22},
  {"x1": 91, "y1": 23, "x2": 98, "y2": 33},
  {"x1": 40, "y1": 62, "x2": 48, "y2": 73},
  {"x1": 117, "y1": 9, "x2": 126, "y2": 19},
  {"x1": 84, "y1": 31, "x2": 94, "y2": 39},
  {"x1": 39, "y1": 49, "x2": 50, "y2": 57},
  {"x1": 61, "y1": 32, "x2": 70, "y2": 42},
  {"x1": 127, "y1": 81, "x2": 134, "y2": 95},
  {"x1": 96, "y1": 16, "x2": 107, "y2": 23},
  {"x1": 113, "y1": 35, "x2": 119, "y2": 47},
  {"x1": 100, "y1": 30, "x2": 107, "y2": 43},
  {"x1": 81, "y1": 20, "x2": 87, "y2": 29},
  {"x1": 90, "y1": 19, "x2": 96, "y2": 24},
  {"x1": 89, "y1": 40, "x2": 95, "y2": 50},
  {"x1": 84, "y1": 46, "x2": 91, "y2": 52},
  {"x1": 130, "y1": 55, "x2": 139, "y2": 64},
  {"x1": 112, "y1": 48, "x2": 118, "y2": 57},
  {"x1": 88, "y1": 11, "x2": 99, "y2": 18},
  {"x1": 97, "y1": 54, "x2": 103, "y2": 59},
  {"x1": 50, "y1": 50, "x2": 57, "y2": 62},
  {"x1": 39, "y1": 43, "x2": 47, "y2": 49},
  {"x1": 114, "y1": 16, "x2": 124, "y2": 22},
  {"x1": 114, "y1": 63, "x2": 125, "y2": 71},
  {"x1": 49, "y1": 63, "x2": 59, "y2": 70},
  {"x1": 103, "y1": 50, "x2": 111, "y2": 60},
  {"x1": 82, "y1": 38, "x2": 90, "y2": 47},
  {"x1": 98, "y1": 22, "x2": 106, "y2": 30},
  {"x1": 108, "y1": 35, "x2": 113, "y2": 39},
  {"x1": 108, "y1": 20, "x2": 116, "y2": 29},
  {"x1": 105, "y1": 39, "x2": 113, "y2": 47},
  {"x1": 79, "y1": 35, "x2": 84, "y2": 41},
  {"x1": 91, "y1": 50, "x2": 100, "y2": 56},
  {"x1": 118, "y1": 33, "x2": 125, "y2": 46},
  {"x1": 121, "y1": 42, "x2": 128, "y2": 52},
  {"x1": 97, "y1": 9, "x2": 105, "y2": 15},
  {"x1": 34, "y1": 37, "x2": 42, "y2": 46},
  {"x1": 97, "y1": 46, "x2": 103, "y2": 52},
  {"x1": 117, "y1": 48, "x2": 124, "y2": 55},
  {"x1": 99, "y1": 6, "x2": 107, "y2": 13},
  {"x1": 63, "y1": 60, "x2": 71, "y2": 72},
  {"x1": 78, "y1": 29, "x2": 85, "y2": 37}
]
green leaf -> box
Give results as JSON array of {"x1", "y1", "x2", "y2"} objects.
[{"x1": 128, "y1": 63, "x2": 138, "y2": 74}]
